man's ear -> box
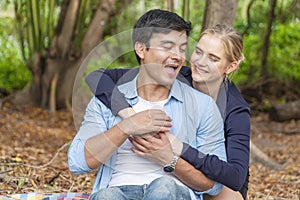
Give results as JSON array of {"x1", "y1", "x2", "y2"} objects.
[
  {"x1": 225, "y1": 61, "x2": 239, "y2": 74},
  {"x1": 134, "y1": 42, "x2": 146, "y2": 60}
]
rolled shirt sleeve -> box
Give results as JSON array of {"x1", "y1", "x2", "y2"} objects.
[{"x1": 68, "y1": 97, "x2": 118, "y2": 174}]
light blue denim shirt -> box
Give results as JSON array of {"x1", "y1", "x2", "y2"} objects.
[{"x1": 68, "y1": 75, "x2": 226, "y2": 200}]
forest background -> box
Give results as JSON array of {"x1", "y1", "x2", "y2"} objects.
[{"x1": 0, "y1": 0, "x2": 299, "y2": 199}]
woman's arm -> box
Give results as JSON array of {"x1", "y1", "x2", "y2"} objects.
[
  {"x1": 85, "y1": 68, "x2": 136, "y2": 115},
  {"x1": 181, "y1": 105, "x2": 250, "y2": 191},
  {"x1": 85, "y1": 66, "x2": 192, "y2": 116},
  {"x1": 130, "y1": 132, "x2": 215, "y2": 192}
]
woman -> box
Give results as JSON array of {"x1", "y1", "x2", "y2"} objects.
[{"x1": 86, "y1": 24, "x2": 250, "y2": 200}]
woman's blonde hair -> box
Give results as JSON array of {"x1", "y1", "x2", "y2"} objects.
[{"x1": 200, "y1": 24, "x2": 244, "y2": 64}]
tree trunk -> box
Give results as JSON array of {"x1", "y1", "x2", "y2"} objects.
[
  {"x1": 167, "y1": 0, "x2": 174, "y2": 11},
  {"x1": 12, "y1": 0, "x2": 131, "y2": 110},
  {"x1": 182, "y1": 0, "x2": 190, "y2": 21},
  {"x1": 260, "y1": 0, "x2": 277, "y2": 80},
  {"x1": 202, "y1": 0, "x2": 239, "y2": 32},
  {"x1": 241, "y1": 0, "x2": 256, "y2": 36}
]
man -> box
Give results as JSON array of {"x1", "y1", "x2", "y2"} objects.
[{"x1": 68, "y1": 9, "x2": 226, "y2": 200}]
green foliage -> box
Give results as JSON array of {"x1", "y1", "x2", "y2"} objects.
[
  {"x1": 86, "y1": 0, "x2": 300, "y2": 88},
  {"x1": 1, "y1": 0, "x2": 300, "y2": 93},
  {"x1": 231, "y1": 32, "x2": 262, "y2": 85},
  {"x1": 231, "y1": 0, "x2": 300, "y2": 87},
  {"x1": 74, "y1": 0, "x2": 102, "y2": 50},
  {"x1": 84, "y1": 31, "x2": 137, "y2": 75},
  {"x1": 232, "y1": 22, "x2": 300, "y2": 85},
  {"x1": 269, "y1": 22, "x2": 300, "y2": 80},
  {"x1": 99, "y1": 0, "x2": 177, "y2": 71},
  {"x1": 182, "y1": 0, "x2": 205, "y2": 40},
  {"x1": 99, "y1": 0, "x2": 205, "y2": 70},
  {"x1": 14, "y1": 0, "x2": 61, "y2": 64},
  {"x1": 0, "y1": 17, "x2": 31, "y2": 91},
  {"x1": 276, "y1": 0, "x2": 300, "y2": 23}
]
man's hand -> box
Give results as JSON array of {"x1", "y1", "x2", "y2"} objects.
[
  {"x1": 118, "y1": 107, "x2": 136, "y2": 119},
  {"x1": 129, "y1": 132, "x2": 174, "y2": 166},
  {"x1": 117, "y1": 109, "x2": 172, "y2": 136}
]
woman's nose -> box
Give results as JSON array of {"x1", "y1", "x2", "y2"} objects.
[{"x1": 194, "y1": 55, "x2": 208, "y2": 66}]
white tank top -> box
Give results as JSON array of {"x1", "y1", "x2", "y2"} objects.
[{"x1": 109, "y1": 97, "x2": 182, "y2": 186}]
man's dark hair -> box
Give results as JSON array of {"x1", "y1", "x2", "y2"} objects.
[{"x1": 132, "y1": 9, "x2": 192, "y2": 64}]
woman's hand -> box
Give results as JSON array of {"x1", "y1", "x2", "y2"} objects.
[{"x1": 165, "y1": 133, "x2": 183, "y2": 156}]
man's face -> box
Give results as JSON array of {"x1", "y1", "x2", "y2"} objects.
[{"x1": 138, "y1": 30, "x2": 187, "y2": 87}]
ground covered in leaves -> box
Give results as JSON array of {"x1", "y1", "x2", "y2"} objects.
[{"x1": 0, "y1": 103, "x2": 299, "y2": 199}]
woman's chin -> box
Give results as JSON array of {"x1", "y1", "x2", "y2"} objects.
[{"x1": 192, "y1": 75, "x2": 205, "y2": 83}]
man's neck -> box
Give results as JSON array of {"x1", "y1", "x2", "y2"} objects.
[{"x1": 137, "y1": 78, "x2": 170, "y2": 102}]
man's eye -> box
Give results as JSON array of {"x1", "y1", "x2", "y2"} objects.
[
  {"x1": 180, "y1": 48, "x2": 186, "y2": 53},
  {"x1": 162, "y1": 46, "x2": 172, "y2": 50}
]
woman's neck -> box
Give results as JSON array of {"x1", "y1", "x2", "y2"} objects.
[{"x1": 192, "y1": 79, "x2": 223, "y2": 101}]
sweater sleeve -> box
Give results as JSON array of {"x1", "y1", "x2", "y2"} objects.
[
  {"x1": 86, "y1": 67, "x2": 192, "y2": 115},
  {"x1": 85, "y1": 68, "x2": 132, "y2": 115},
  {"x1": 181, "y1": 104, "x2": 250, "y2": 191}
]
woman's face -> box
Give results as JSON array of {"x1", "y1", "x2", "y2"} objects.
[{"x1": 190, "y1": 34, "x2": 230, "y2": 85}]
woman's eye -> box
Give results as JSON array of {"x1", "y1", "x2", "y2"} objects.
[{"x1": 209, "y1": 56, "x2": 219, "y2": 62}]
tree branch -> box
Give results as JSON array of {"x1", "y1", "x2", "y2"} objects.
[{"x1": 242, "y1": 0, "x2": 256, "y2": 36}]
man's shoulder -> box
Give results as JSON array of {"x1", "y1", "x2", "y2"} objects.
[
  {"x1": 176, "y1": 80, "x2": 211, "y2": 100},
  {"x1": 174, "y1": 80, "x2": 214, "y2": 115},
  {"x1": 88, "y1": 96, "x2": 116, "y2": 116}
]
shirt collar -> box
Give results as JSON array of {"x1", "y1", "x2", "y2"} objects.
[{"x1": 118, "y1": 74, "x2": 184, "y2": 103}]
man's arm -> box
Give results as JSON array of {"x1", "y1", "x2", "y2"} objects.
[
  {"x1": 174, "y1": 158, "x2": 214, "y2": 191},
  {"x1": 84, "y1": 124, "x2": 129, "y2": 169},
  {"x1": 68, "y1": 97, "x2": 173, "y2": 172},
  {"x1": 85, "y1": 110, "x2": 173, "y2": 170}
]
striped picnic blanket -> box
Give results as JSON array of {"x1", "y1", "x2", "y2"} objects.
[{"x1": 0, "y1": 193, "x2": 89, "y2": 200}]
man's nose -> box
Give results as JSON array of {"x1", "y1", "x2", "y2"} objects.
[{"x1": 170, "y1": 49, "x2": 185, "y2": 61}]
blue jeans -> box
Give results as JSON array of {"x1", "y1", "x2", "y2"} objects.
[{"x1": 90, "y1": 176, "x2": 191, "y2": 200}]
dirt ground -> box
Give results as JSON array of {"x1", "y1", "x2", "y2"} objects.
[{"x1": 0, "y1": 102, "x2": 299, "y2": 199}]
